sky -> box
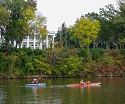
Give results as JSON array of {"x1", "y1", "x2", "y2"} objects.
[{"x1": 37, "y1": 0, "x2": 117, "y2": 32}]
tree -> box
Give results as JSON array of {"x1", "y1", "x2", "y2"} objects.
[
  {"x1": 69, "y1": 17, "x2": 100, "y2": 61},
  {"x1": 29, "y1": 13, "x2": 47, "y2": 41},
  {"x1": 71, "y1": 17, "x2": 100, "y2": 48},
  {"x1": 27, "y1": 0, "x2": 37, "y2": 10},
  {"x1": 55, "y1": 22, "x2": 69, "y2": 48},
  {"x1": 0, "y1": 0, "x2": 47, "y2": 50},
  {"x1": 0, "y1": 5, "x2": 10, "y2": 41},
  {"x1": 113, "y1": 1, "x2": 125, "y2": 49},
  {"x1": 0, "y1": 0, "x2": 36, "y2": 49},
  {"x1": 85, "y1": 12, "x2": 102, "y2": 48},
  {"x1": 99, "y1": 4, "x2": 118, "y2": 49}
]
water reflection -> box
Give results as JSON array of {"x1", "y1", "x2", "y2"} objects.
[
  {"x1": 0, "y1": 87, "x2": 7, "y2": 104},
  {"x1": 79, "y1": 85, "x2": 101, "y2": 95},
  {"x1": 26, "y1": 86, "x2": 44, "y2": 98},
  {"x1": 50, "y1": 85, "x2": 67, "y2": 88}
]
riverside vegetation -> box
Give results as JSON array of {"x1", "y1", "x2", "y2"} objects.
[{"x1": 0, "y1": 48, "x2": 125, "y2": 78}]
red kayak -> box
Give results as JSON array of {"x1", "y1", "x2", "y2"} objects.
[{"x1": 67, "y1": 82, "x2": 101, "y2": 87}]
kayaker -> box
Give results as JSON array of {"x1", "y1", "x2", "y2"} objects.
[
  {"x1": 32, "y1": 79, "x2": 38, "y2": 84},
  {"x1": 80, "y1": 80, "x2": 85, "y2": 85},
  {"x1": 86, "y1": 81, "x2": 90, "y2": 84}
]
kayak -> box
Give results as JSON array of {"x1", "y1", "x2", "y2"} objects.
[
  {"x1": 25, "y1": 83, "x2": 46, "y2": 87},
  {"x1": 67, "y1": 82, "x2": 101, "y2": 87}
]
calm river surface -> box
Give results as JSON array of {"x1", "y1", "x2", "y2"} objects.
[{"x1": 0, "y1": 77, "x2": 125, "y2": 104}]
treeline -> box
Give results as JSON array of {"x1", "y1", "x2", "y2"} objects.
[
  {"x1": 0, "y1": 48, "x2": 125, "y2": 78},
  {"x1": 1, "y1": 1, "x2": 125, "y2": 51},
  {"x1": 55, "y1": 1, "x2": 125, "y2": 51}
]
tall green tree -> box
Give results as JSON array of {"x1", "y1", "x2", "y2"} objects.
[
  {"x1": 85, "y1": 12, "x2": 102, "y2": 48},
  {"x1": 113, "y1": 1, "x2": 125, "y2": 49},
  {"x1": 99, "y1": 4, "x2": 117, "y2": 49},
  {"x1": 55, "y1": 22, "x2": 70, "y2": 48},
  {"x1": 69, "y1": 17, "x2": 100, "y2": 61},
  {"x1": 71, "y1": 17, "x2": 100, "y2": 48},
  {"x1": 0, "y1": 0, "x2": 46, "y2": 51},
  {"x1": 0, "y1": 5, "x2": 10, "y2": 41},
  {"x1": 1, "y1": 0, "x2": 36, "y2": 49},
  {"x1": 29, "y1": 14, "x2": 47, "y2": 41}
]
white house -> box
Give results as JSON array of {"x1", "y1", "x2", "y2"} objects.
[
  {"x1": 0, "y1": 30, "x2": 55, "y2": 49},
  {"x1": 19, "y1": 31, "x2": 55, "y2": 49}
]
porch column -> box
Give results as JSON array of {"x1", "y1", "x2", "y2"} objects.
[
  {"x1": 27, "y1": 36, "x2": 29, "y2": 48},
  {"x1": 33, "y1": 35, "x2": 36, "y2": 49}
]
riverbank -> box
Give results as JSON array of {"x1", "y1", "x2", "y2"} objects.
[
  {"x1": 1, "y1": 73, "x2": 125, "y2": 79},
  {"x1": 0, "y1": 49, "x2": 125, "y2": 79}
]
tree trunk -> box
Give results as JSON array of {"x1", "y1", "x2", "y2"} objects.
[
  {"x1": 86, "y1": 45, "x2": 91, "y2": 62},
  {"x1": 115, "y1": 44, "x2": 118, "y2": 50},
  {"x1": 105, "y1": 42, "x2": 108, "y2": 50},
  {"x1": 93, "y1": 41, "x2": 96, "y2": 49}
]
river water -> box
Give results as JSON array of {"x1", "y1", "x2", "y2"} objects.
[{"x1": 0, "y1": 77, "x2": 125, "y2": 104}]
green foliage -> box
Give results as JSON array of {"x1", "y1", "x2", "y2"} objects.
[
  {"x1": 33, "y1": 56, "x2": 51, "y2": 75},
  {"x1": 0, "y1": 47, "x2": 125, "y2": 78},
  {"x1": 98, "y1": 53, "x2": 114, "y2": 65},
  {"x1": 64, "y1": 56, "x2": 83, "y2": 75},
  {"x1": 55, "y1": 22, "x2": 71, "y2": 48},
  {"x1": 79, "y1": 48, "x2": 93, "y2": 62},
  {"x1": 70, "y1": 17, "x2": 100, "y2": 48},
  {"x1": 98, "y1": 4, "x2": 118, "y2": 49},
  {"x1": 0, "y1": 53, "x2": 4, "y2": 72},
  {"x1": 79, "y1": 48, "x2": 87, "y2": 57},
  {"x1": 4, "y1": 54, "x2": 20, "y2": 78},
  {"x1": 0, "y1": 0, "x2": 46, "y2": 51},
  {"x1": 90, "y1": 48, "x2": 105, "y2": 60},
  {"x1": 120, "y1": 49, "x2": 125, "y2": 57},
  {"x1": 27, "y1": 0, "x2": 37, "y2": 10},
  {"x1": 0, "y1": 5, "x2": 10, "y2": 26},
  {"x1": 69, "y1": 17, "x2": 101, "y2": 62}
]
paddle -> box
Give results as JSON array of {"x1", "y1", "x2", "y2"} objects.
[{"x1": 37, "y1": 76, "x2": 42, "y2": 83}]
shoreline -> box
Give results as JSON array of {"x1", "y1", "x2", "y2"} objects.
[{"x1": 0, "y1": 74, "x2": 125, "y2": 79}]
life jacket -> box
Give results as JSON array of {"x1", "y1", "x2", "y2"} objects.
[
  {"x1": 80, "y1": 80, "x2": 83, "y2": 85},
  {"x1": 33, "y1": 80, "x2": 37, "y2": 83}
]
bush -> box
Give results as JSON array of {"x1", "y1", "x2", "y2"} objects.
[{"x1": 90, "y1": 48, "x2": 105, "y2": 60}]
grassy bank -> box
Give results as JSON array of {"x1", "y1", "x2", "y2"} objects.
[{"x1": 0, "y1": 48, "x2": 125, "y2": 78}]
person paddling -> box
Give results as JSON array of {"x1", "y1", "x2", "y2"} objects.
[
  {"x1": 86, "y1": 81, "x2": 90, "y2": 84},
  {"x1": 32, "y1": 76, "x2": 42, "y2": 84},
  {"x1": 32, "y1": 79, "x2": 38, "y2": 84},
  {"x1": 80, "y1": 80, "x2": 85, "y2": 85}
]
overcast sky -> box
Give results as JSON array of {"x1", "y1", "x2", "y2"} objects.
[{"x1": 37, "y1": 0, "x2": 117, "y2": 32}]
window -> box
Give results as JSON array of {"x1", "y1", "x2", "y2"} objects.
[{"x1": 22, "y1": 44, "x2": 26, "y2": 48}]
